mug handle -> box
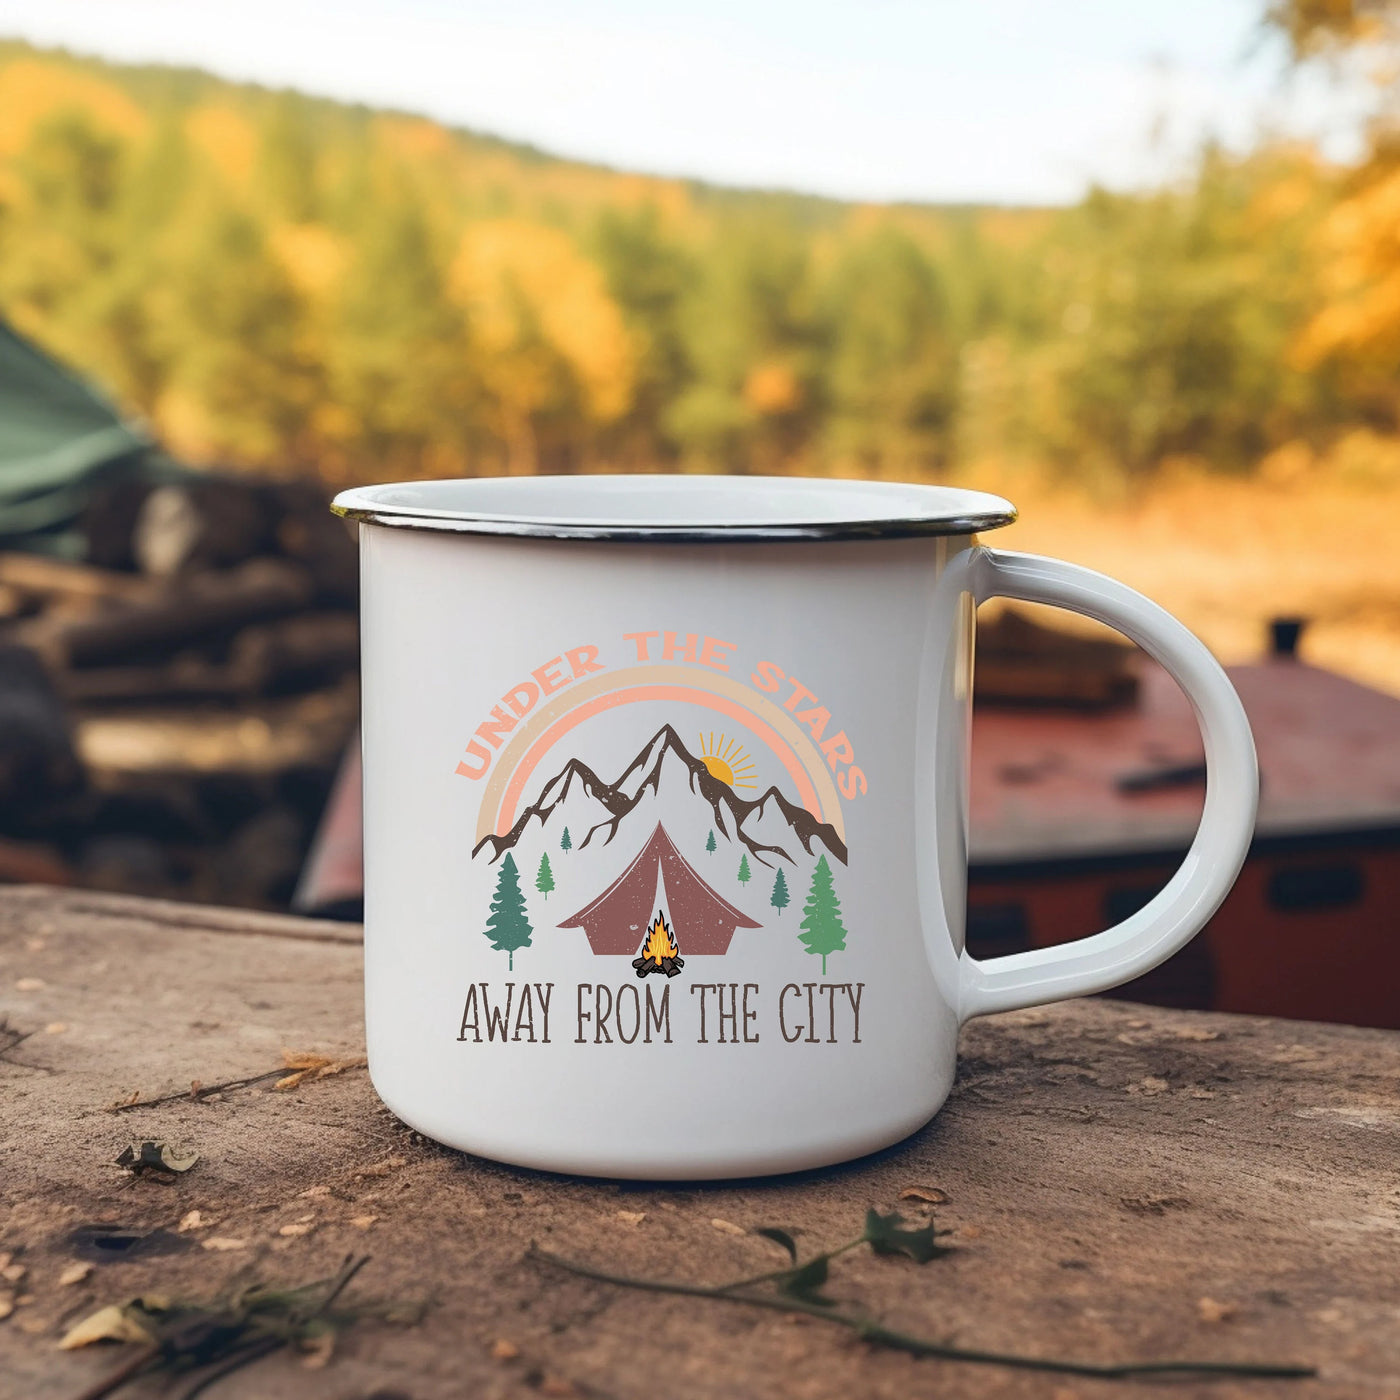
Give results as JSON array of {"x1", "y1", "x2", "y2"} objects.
[{"x1": 958, "y1": 547, "x2": 1258, "y2": 1021}]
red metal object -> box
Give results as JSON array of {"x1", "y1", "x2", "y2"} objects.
[
  {"x1": 969, "y1": 659, "x2": 1400, "y2": 1028},
  {"x1": 291, "y1": 734, "x2": 362, "y2": 917}
]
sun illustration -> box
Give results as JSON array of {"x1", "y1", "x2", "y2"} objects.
[{"x1": 698, "y1": 732, "x2": 757, "y2": 790}]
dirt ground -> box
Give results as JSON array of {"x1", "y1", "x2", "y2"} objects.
[{"x1": 966, "y1": 466, "x2": 1400, "y2": 700}]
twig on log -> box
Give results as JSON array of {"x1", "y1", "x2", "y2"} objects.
[
  {"x1": 528, "y1": 1246, "x2": 1315, "y2": 1381},
  {"x1": 107, "y1": 1069, "x2": 288, "y2": 1113}
]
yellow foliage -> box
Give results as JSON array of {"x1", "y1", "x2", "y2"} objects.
[
  {"x1": 152, "y1": 385, "x2": 219, "y2": 464},
  {"x1": 270, "y1": 223, "x2": 350, "y2": 298},
  {"x1": 1295, "y1": 167, "x2": 1400, "y2": 364},
  {"x1": 186, "y1": 104, "x2": 258, "y2": 187},
  {"x1": 374, "y1": 114, "x2": 453, "y2": 162},
  {"x1": 743, "y1": 361, "x2": 802, "y2": 415},
  {"x1": 0, "y1": 57, "x2": 146, "y2": 157},
  {"x1": 450, "y1": 219, "x2": 634, "y2": 421}
]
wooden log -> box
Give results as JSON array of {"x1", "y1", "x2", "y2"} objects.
[
  {"x1": 41, "y1": 559, "x2": 315, "y2": 670},
  {"x1": 228, "y1": 612, "x2": 359, "y2": 694},
  {"x1": 976, "y1": 606, "x2": 1140, "y2": 709},
  {"x1": 269, "y1": 480, "x2": 359, "y2": 606},
  {"x1": 2, "y1": 886, "x2": 1398, "y2": 1398},
  {"x1": 57, "y1": 612, "x2": 358, "y2": 703},
  {"x1": 131, "y1": 478, "x2": 278, "y2": 577},
  {"x1": 0, "y1": 550, "x2": 151, "y2": 603},
  {"x1": 0, "y1": 643, "x2": 84, "y2": 821}
]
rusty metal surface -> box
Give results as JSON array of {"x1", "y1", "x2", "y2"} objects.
[{"x1": 970, "y1": 660, "x2": 1400, "y2": 862}]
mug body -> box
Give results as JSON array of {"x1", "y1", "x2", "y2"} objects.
[{"x1": 349, "y1": 478, "x2": 1004, "y2": 1178}]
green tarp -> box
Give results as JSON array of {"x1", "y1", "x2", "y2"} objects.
[{"x1": 0, "y1": 320, "x2": 179, "y2": 555}]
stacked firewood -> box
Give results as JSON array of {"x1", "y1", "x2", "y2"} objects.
[{"x1": 0, "y1": 474, "x2": 360, "y2": 910}]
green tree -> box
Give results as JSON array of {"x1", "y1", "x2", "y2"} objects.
[
  {"x1": 705, "y1": 830, "x2": 717, "y2": 855},
  {"x1": 591, "y1": 204, "x2": 693, "y2": 465},
  {"x1": 799, "y1": 855, "x2": 847, "y2": 975},
  {"x1": 770, "y1": 867, "x2": 790, "y2": 916},
  {"x1": 483, "y1": 852, "x2": 532, "y2": 971},
  {"x1": 560, "y1": 827, "x2": 572, "y2": 852},
  {"x1": 737, "y1": 854, "x2": 752, "y2": 885},
  {"x1": 535, "y1": 851, "x2": 554, "y2": 900},
  {"x1": 822, "y1": 227, "x2": 955, "y2": 473}
]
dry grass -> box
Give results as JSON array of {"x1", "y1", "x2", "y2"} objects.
[{"x1": 965, "y1": 466, "x2": 1400, "y2": 697}]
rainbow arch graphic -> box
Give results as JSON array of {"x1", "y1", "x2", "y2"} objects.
[{"x1": 471, "y1": 664, "x2": 847, "y2": 848}]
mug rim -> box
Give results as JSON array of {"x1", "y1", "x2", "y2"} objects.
[{"x1": 331, "y1": 474, "x2": 1017, "y2": 542}]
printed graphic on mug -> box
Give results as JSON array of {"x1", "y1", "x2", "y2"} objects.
[{"x1": 453, "y1": 629, "x2": 867, "y2": 1044}]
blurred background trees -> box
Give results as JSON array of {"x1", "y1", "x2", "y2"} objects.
[{"x1": 0, "y1": 4, "x2": 1398, "y2": 493}]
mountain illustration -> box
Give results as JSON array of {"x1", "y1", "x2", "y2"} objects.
[{"x1": 472, "y1": 723, "x2": 847, "y2": 868}]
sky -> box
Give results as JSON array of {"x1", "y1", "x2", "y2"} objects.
[{"x1": 0, "y1": 0, "x2": 1369, "y2": 204}]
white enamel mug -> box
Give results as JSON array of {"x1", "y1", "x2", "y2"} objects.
[{"x1": 332, "y1": 476, "x2": 1257, "y2": 1179}]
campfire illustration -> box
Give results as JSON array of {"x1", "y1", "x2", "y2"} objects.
[{"x1": 632, "y1": 909, "x2": 685, "y2": 979}]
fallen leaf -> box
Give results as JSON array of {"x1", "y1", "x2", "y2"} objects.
[
  {"x1": 959, "y1": 1224, "x2": 983, "y2": 1240},
  {"x1": 14, "y1": 978, "x2": 45, "y2": 992},
  {"x1": 275, "y1": 1049, "x2": 368, "y2": 1091},
  {"x1": 898, "y1": 1186, "x2": 949, "y2": 1205},
  {"x1": 1198, "y1": 1297, "x2": 1238, "y2": 1324},
  {"x1": 777, "y1": 1255, "x2": 837, "y2": 1307},
  {"x1": 177, "y1": 1210, "x2": 208, "y2": 1233},
  {"x1": 350, "y1": 1215, "x2": 378, "y2": 1230},
  {"x1": 491, "y1": 1337, "x2": 520, "y2": 1361},
  {"x1": 58, "y1": 1304, "x2": 155, "y2": 1349},
  {"x1": 616, "y1": 1210, "x2": 646, "y2": 1225},
  {"x1": 0, "y1": 1295, "x2": 12, "y2": 1321},
  {"x1": 58, "y1": 1262, "x2": 93, "y2": 1287},
  {"x1": 115, "y1": 1141, "x2": 200, "y2": 1176},
  {"x1": 278, "y1": 1222, "x2": 315, "y2": 1238},
  {"x1": 16, "y1": 1293, "x2": 33, "y2": 1305},
  {"x1": 754, "y1": 1227, "x2": 798, "y2": 1262},
  {"x1": 44, "y1": 1023, "x2": 67, "y2": 1035},
  {"x1": 1, "y1": 1264, "x2": 26, "y2": 1284},
  {"x1": 201, "y1": 1237, "x2": 246, "y2": 1252},
  {"x1": 1173, "y1": 1027, "x2": 1220, "y2": 1041},
  {"x1": 710, "y1": 1218, "x2": 745, "y2": 1236},
  {"x1": 863, "y1": 1209, "x2": 954, "y2": 1263},
  {"x1": 300, "y1": 1328, "x2": 335, "y2": 1368},
  {"x1": 0, "y1": 1253, "x2": 9, "y2": 1270}
]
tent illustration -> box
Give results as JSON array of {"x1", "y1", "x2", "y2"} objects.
[{"x1": 558, "y1": 822, "x2": 761, "y2": 957}]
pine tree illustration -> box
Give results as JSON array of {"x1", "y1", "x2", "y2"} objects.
[
  {"x1": 536, "y1": 851, "x2": 555, "y2": 900},
  {"x1": 798, "y1": 855, "x2": 847, "y2": 975},
  {"x1": 560, "y1": 826, "x2": 572, "y2": 852},
  {"x1": 483, "y1": 852, "x2": 533, "y2": 971},
  {"x1": 770, "y1": 866, "x2": 790, "y2": 916},
  {"x1": 705, "y1": 829, "x2": 717, "y2": 855},
  {"x1": 737, "y1": 853, "x2": 751, "y2": 885}
]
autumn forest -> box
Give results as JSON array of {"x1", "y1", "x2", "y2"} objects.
[{"x1": 3, "y1": 9, "x2": 1400, "y2": 496}]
